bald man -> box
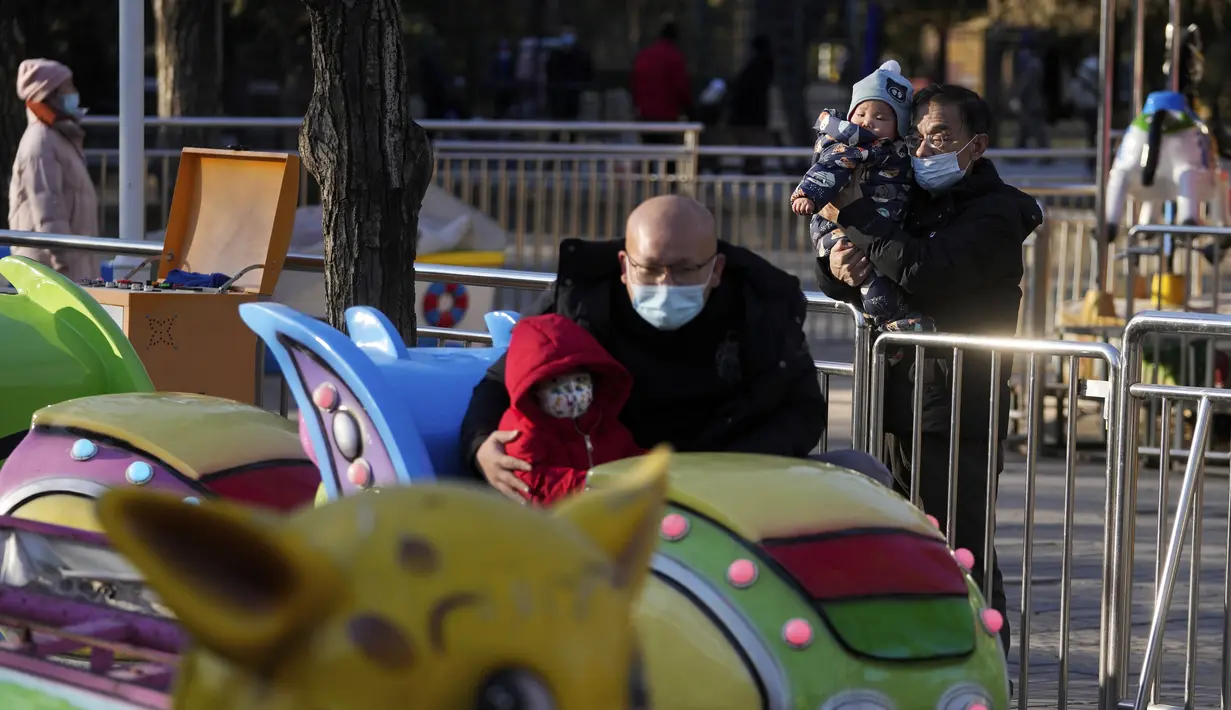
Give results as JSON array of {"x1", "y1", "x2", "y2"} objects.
[{"x1": 460, "y1": 195, "x2": 825, "y2": 497}]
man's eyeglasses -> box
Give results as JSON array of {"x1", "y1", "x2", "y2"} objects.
[
  {"x1": 625, "y1": 253, "x2": 716, "y2": 284},
  {"x1": 906, "y1": 133, "x2": 984, "y2": 153},
  {"x1": 905, "y1": 133, "x2": 961, "y2": 151}
]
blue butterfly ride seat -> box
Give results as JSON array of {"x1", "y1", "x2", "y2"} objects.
[{"x1": 240, "y1": 304, "x2": 519, "y2": 496}]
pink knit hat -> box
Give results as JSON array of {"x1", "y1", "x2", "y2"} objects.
[{"x1": 16, "y1": 59, "x2": 72, "y2": 103}]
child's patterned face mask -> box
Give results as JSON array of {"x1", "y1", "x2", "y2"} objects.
[{"x1": 535, "y1": 372, "x2": 594, "y2": 419}]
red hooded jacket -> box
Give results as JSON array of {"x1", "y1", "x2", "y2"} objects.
[{"x1": 498, "y1": 314, "x2": 644, "y2": 504}]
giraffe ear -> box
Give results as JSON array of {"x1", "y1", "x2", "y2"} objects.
[
  {"x1": 552, "y1": 446, "x2": 670, "y2": 591},
  {"x1": 97, "y1": 489, "x2": 342, "y2": 666}
]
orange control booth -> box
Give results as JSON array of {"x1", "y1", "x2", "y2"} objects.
[{"x1": 86, "y1": 148, "x2": 300, "y2": 405}]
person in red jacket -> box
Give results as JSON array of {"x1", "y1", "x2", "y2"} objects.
[
  {"x1": 631, "y1": 22, "x2": 692, "y2": 127},
  {"x1": 497, "y1": 313, "x2": 645, "y2": 505}
]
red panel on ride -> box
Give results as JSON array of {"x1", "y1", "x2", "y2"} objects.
[
  {"x1": 204, "y1": 462, "x2": 321, "y2": 511},
  {"x1": 762, "y1": 531, "x2": 968, "y2": 600}
]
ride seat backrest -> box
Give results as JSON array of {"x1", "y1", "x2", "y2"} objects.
[
  {"x1": 242, "y1": 303, "x2": 518, "y2": 500},
  {"x1": 347, "y1": 308, "x2": 518, "y2": 478}
]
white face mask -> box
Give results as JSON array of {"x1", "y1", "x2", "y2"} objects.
[
  {"x1": 911, "y1": 136, "x2": 977, "y2": 193},
  {"x1": 535, "y1": 372, "x2": 594, "y2": 419}
]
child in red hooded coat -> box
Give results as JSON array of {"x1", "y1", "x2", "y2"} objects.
[{"x1": 498, "y1": 313, "x2": 645, "y2": 504}]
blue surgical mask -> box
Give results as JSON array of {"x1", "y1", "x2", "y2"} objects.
[
  {"x1": 629, "y1": 262, "x2": 715, "y2": 331},
  {"x1": 630, "y1": 282, "x2": 708, "y2": 330},
  {"x1": 911, "y1": 137, "x2": 976, "y2": 193},
  {"x1": 60, "y1": 92, "x2": 81, "y2": 116}
]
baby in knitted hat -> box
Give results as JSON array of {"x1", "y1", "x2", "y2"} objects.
[{"x1": 791, "y1": 60, "x2": 933, "y2": 333}]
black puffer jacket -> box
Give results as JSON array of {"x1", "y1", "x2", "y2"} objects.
[
  {"x1": 460, "y1": 239, "x2": 825, "y2": 478},
  {"x1": 816, "y1": 159, "x2": 1042, "y2": 440}
]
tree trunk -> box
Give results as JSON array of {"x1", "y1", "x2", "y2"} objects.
[
  {"x1": 299, "y1": 0, "x2": 434, "y2": 342},
  {"x1": 0, "y1": 12, "x2": 25, "y2": 228},
  {"x1": 153, "y1": 0, "x2": 222, "y2": 149}
]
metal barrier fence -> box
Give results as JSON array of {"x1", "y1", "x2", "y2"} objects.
[
  {"x1": 76, "y1": 149, "x2": 1086, "y2": 344},
  {"x1": 868, "y1": 331, "x2": 1120, "y2": 709},
  {"x1": 1107, "y1": 311, "x2": 1231, "y2": 710},
  {"x1": 82, "y1": 143, "x2": 1093, "y2": 250},
  {"x1": 73, "y1": 116, "x2": 1160, "y2": 347},
  {"x1": 77, "y1": 116, "x2": 1106, "y2": 340}
]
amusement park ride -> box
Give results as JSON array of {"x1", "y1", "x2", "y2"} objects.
[{"x1": 0, "y1": 0, "x2": 1224, "y2": 707}]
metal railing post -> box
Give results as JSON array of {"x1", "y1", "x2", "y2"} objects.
[
  {"x1": 1028, "y1": 204, "x2": 1052, "y2": 339},
  {"x1": 681, "y1": 127, "x2": 700, "y2": 197},
  {"x1": 851, "y1": 322, "x2": 872, "y2": 452}
]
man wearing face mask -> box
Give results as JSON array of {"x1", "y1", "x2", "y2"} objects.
[
  {"x1": 814, "y1": 84, "x2": 1042, "y2": 659},
  {"x1": 461, "y1": 195, "x2": 825, "y2": 497}
]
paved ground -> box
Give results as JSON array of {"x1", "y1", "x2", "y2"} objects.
[{"x1": 260, "y1": 344, "x2": 1229, "y2": 709}]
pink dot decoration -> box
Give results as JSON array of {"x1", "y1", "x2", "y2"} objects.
[
  {"x1": 926, "y1": 514, "x2": 940, "y2": 529},
  {"x1": 659, "y1": 513, "x2": 690, "y2": 541},
  {"x1": 347, "y1": 459, "x2": 372, "y2": 488},
  {"x1": 297, "y1": 414, "x2": 318, "y2": 466},
  {"x1": 312, "y1": 383, "x2": 339, "y2": 411},
  {"x1": 980, "y1": 608, "x2": 1005, "y2": 635},
  {"x1": 954, "y1": 548, "x2": 976, "y2": 571},
  {"x1": 969, "y1": 705, "x2": 988, "y2": 710},
  {"x1": 726, "y1": 559, "x2": 759, "y2": 588},
  {"x1": 782, "y1": 618, "x2": 813, "y2": 649}
]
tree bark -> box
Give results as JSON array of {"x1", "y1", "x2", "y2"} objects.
[
  {"x1": 299, "y1": 0, "x2": 434, "y2": 342},
  {"x1": 0, "y1": 12, "x2": 25, "y2": 228},
  {"x1": 153, "y1": 0, "x2": 222, "y2": 148}
]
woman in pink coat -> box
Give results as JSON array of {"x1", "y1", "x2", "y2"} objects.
[{"x1": 7, "y1": 59, "x2": 100, "y2": 281}]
